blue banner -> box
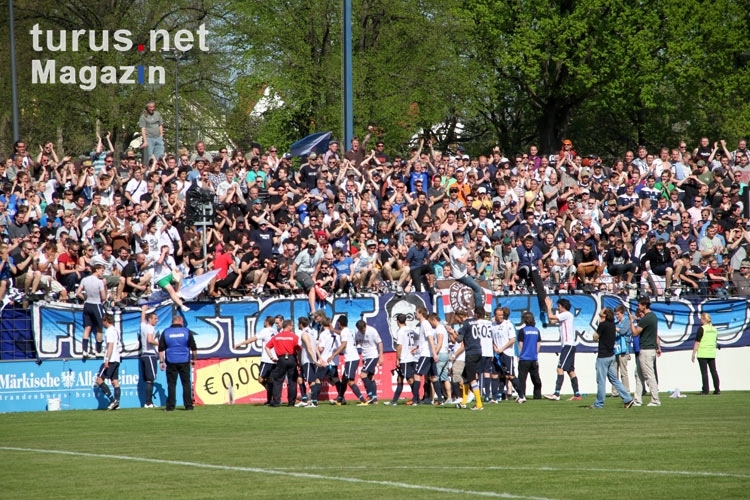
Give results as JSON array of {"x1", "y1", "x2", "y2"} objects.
[
  {"x1": 22, "y1": 293, "x2": 750, "y2": 362},
  {"x1": 0, "y1": 358, "x2": 168, "y2": 413}
]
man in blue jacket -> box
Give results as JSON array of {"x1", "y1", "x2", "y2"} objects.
[{"x1": 159, "y1": 314, "x2": 197, "y2": 411}]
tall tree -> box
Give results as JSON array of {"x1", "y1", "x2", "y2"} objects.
[{"x1": 0, "y1": 0, "x2": 228, "y2": 155}]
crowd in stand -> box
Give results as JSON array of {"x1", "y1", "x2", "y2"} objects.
[{"x1": 2, "y1": 107, "x2": 750, "y2": 310}]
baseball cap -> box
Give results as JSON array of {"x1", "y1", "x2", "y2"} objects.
[
  {"x1": 477, "y1": 187, "x2": 487, "y2": 194},
  {"x1": 696, "y1": 160, "x2": 706, "y2": 167},
  {"x1": 282, "y1": 152, "x2": 292, "y2": 160},
  {"x1": 502, "y1": 237, "x2": 512, "y2": 244},
  {"x1": 563, "y1": 139, "x2": 573, "y2": 145},
  {"x1": 741, "y1": 260, "x2": 750, "y2": 268},
  {"x1": 440, "y1": 230, "x2": 449, "y2": 237},
  {"x1": 195, "y1": 157, "x2": 206, "y2": 164},
  {"x1": 253, "y1": 198, "x2": 263, "y2": 205},
  {"x1": 509, "y1": 200, "x2": 517, "y2": 207},
  {"x1": 308, "y1": 152, "x2": 318, "y2": 160},
  {"x1": 456, "y1": 168, "x2": 465, "y2": 173},
  {"x1": 580, "y1": 168, "x2": 591, "y2": 177},
  {"x1": 461, "y1": 154, "x2": 470, "y2": 160},
  {"x1": 366, "y1": 239, "x2": 377, "y2": 247},
  {"x1": 316, "y1": 230, "x2": 327, "y2": 238}
]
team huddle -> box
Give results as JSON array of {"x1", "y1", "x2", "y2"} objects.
[{"x1": 235, "y1": 305, "x2": 547, "y2": 409}]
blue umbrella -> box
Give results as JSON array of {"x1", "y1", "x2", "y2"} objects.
[{"x1": 290, "y1": 131, "x2": 332, "y2": 158}]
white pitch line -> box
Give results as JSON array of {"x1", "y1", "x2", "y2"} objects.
[
  {"x1": 271, "y1": 464, "x2": 750, "y2": 480},
  {"x1": 0, "y1": 447, "x2": 557, "y2": 500}
]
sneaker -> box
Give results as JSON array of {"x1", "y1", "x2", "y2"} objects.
[
  {"x1": 489, "y1": 399, "x2": 499, "y2": 404},
  {"x1": 544, "y1": 394, "x2": 560, "y2": 401},
  {"x1": 107, "y1": 399, "x2": 120, "y2": 411},
  {"x1": 624, "y1": 399, "x2": 635, "y2": 409},
  {"x1": 81, "y1": 351, "x2": 89, "y2": 359},
  {"x1": 471, "y1": 406, "x2": 484, "y2": 411},
  {"x1": 329, "y1": 400, "x2": 338, "y2": 405},
  {"x1": 143, "y1": 403, "x2": 155, "y2": 409},
  {"x1": 516, "y1": 397, "x2": 526, "y2": 404},
  {"x1": 405, "y1": 400, "x2": 415, "y2": 406},
  {"x1": 384, "y1": 401, "x2": 397, "y2": 406},
  {"x1": 294, "y1": 401, "x2": 308, "y2": 407},
  {"x1": 632, "y1": 401, "x2": 642, "y2": 407},
  {"x1": 569, "y1": 395, "x2": 582, "y2": 401},
  {"x1": 366, "y1": 398, "x2": 378, "y2": 405},
  {"x1": 305, "y1": 402, "x2": 318, "y2": 408},
  {"x1": 456, "y1": 403, "x2": 467, "y2": 409},
  {"x1": 647, "y1": 401, "x2": 661, "y2": 407},
  {"x1": 357, "y1": 400, "x2": 369, "y2": 406}
]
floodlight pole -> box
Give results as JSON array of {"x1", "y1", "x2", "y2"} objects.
[{"x1": 342, "y1": 0, "x2": 353, "y2": 149}]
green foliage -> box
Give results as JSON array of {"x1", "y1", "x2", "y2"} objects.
[{"x1": 0, "y1": 0, "x2": 229, "y2": 155}]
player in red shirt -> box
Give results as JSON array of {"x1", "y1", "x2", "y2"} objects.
[{"x1": 265, "y1": 319, "x2": 301, "y2": 407}]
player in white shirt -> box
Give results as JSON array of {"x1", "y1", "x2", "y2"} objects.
[
  {"x1": 139, "y1": 305, "x2": 160, "y2": 408},
  {"x1": 318, "y1": 317, "x2": 343, "y2": 405},
  {"x1": 96, "y1": 314, "x2": 122, "y2": 410},
  {"x1": 295, "y1": 316, "x2": 318, "y2": 407},
  {"x1": 385, "y1": 313, "x2": 419, "y2": 405},
  {"x1": 414, "y1": 306, "x2": 443, "y2": 405},
  {"x1": 427, "y1": 312, "x2": 451, "y2": 404},
  {"x1": 544, "y1": 297, "x2": 581, "y2": 401},
  {"x1": 301, "y1": 315, "x2": 327, "y2": 408},
  {"x1": 355, "y1": 319, "x2": 383, "y2": 404},
  {"x1": 234, "y1": 316, "x2": 277, "y2": 405},
  {"x1": 330, "y1": 316, "x2": 367, "y2": 404},
  {"x1": 479, "y1": 307, "x2": 496, "y2": 403},
  {"x1": 492, "y1": 307, "x2": 522, "y2": 402}
]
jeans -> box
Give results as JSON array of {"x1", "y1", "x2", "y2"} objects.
[
  {"x1": 456, "y1": 275, "x2": 484, "y2": 309},
  {"x1": 143, "y1": 136, "x2": 165, "y2": 165},
  {"x1": 593, "y1": 356, "x2": 632, "y2": 407}
]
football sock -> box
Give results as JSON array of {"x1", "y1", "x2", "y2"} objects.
[
  {"x1": 95, "y1": 341, "x2": 103, "y2": 353},
  {"x1": 510, "y1": 377, "x2": 521, "y2": 396},
  {"x1": 392, "y1": 381, "x2": 403, "y2": 402},
  {"x1": 82, "y1": 338, "x2": 89, "y2": 353},
  {"x1": 311, "y1": 383, "x2": 321, "y2": 402},
  {"x1": 432, "y1": 380, "x2": 443, "y2": 402},
  {"x1": 555, "y1": 374, "x2": 564, "y2": 394},
  {"x1": 114, "y1": 387, "x2": 121, "y2": 400},
  {"x1": 470, "y1": 381, "x2": 483, "y2": 409},
  {"x1": 349, "y1": 383, "x2": 363, "y2": 400},
  {"x1": 299, "y1": 383, "x2": 307, "y2": 400},
  {"x1": 145, "y1": 381, "x2": 153, "y2": 404},
  {"x1": 571, "y1": 376, "x2": 580, "y2": 396},
  {"x1": 98, "y1": 382, "x2": 111, "y2": 398},
  {"x1": 461, "y1": 383, "x2": 469, "y2": 405},
  {"x1": 265, "y1": 382, "x2": 273, "y2": 403},
  {"x1": 411, "y1": 380, "x2": 421, "y2": 402},
  {"x1": 364, "y1": 377, "x2": 375, "y2": 398},
  {"x1": 490, "y1": 377, "x2": 499, "y2": 400},
  {"x1": 335, "y1": 381, "x2": 344, "y2": 399}
]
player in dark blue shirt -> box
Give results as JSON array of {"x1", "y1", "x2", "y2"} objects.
[{"x1": 450, "y1": 307, "x2": 491, "y2": 410}]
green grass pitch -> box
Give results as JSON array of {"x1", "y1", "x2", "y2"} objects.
[{"x1": 1, "y1": 392, "x2": 748, "y2": 499}]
